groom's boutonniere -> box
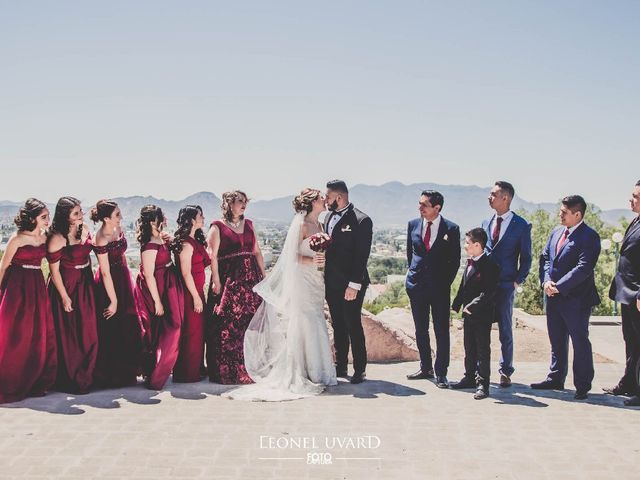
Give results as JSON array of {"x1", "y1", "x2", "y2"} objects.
[
  {"x1": 443, "y1": 234, "x2": 449, "y2": 241},
  {"x1": 341, "y1": 225, "x2": 352, "y2": 233}
]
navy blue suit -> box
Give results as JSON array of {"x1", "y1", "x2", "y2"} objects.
[
  {"x1": 609, "y1": 216, "x2": 640, "y2": 396},
  {"x1": 482, "y1": 212, "x2": 532, "y2": 377},
  {"x1": 540, "y1": 222, "x2": 601, "y2": 392},
  {"x1": 406, "y1": 216, "x2": 460, "y2": 376}
]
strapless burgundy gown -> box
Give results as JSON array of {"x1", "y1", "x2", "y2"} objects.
[{"x1": 0, "y1": 244, "x2": 57, "y2": 404}]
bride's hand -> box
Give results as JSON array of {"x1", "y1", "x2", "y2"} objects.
[{"x1": 313, "y1": 252, "x2": 325, "y2": 267}]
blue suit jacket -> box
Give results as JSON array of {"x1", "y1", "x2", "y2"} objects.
[
  {"x1": 609, "y1": 217, "x2": 640, "y2": 304},
  {"x1": 482, "y1": 213, "x2": 532, "y2": 285},
  {"x1": 405, "y1": 216, "x2": 460, "y2": 293},
  {"x1": 539, "y1": 222, "x2": 601, "y2": 307}
]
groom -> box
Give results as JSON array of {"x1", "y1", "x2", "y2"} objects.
[{"x1": 324, "y1": 180, "x2": 373, "y2": 384}]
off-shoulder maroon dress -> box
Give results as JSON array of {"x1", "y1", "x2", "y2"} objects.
[
  {"x1": 93, "y1": 233, "x2": 143, "y2": 388},
  {"x1": 135, "y1": 241, "x2": 184, "y2": 389}
]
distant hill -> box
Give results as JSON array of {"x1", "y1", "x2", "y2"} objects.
[{"x1": 1, "y1": 183, "x2": 635, "y2": 231}]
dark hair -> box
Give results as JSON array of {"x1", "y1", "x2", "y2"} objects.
[
  {"x1": 421, "y1": 190, "x2": 444, "y2": 210},
  {"x1": 292, "y1": 188, "x2": 321, "y2": 214},
  {"x1": 14, "y1": 198, "x2": 47, "y2": 232},
  {"x1": 326, "y1": 179, "x2": 348, "y2": 195},
  {"x1": 466, "y1": 227, "x2": 488, "y2": 248},
  {"x1": 636, "y1": 180, "x2": 640, "y2": 187},
  {"x1": 171, "y1": 205, "x2": 206, "y2": 254},
  {"x1": 561, "y1": 195, "x2": 587, "y2": 217},
  {"x1": 90, "y1": 199, "x2": 118, "y2": 223},
  {"x1": 136, "y1": 205, "x2": 165, "y2": 245},
  {"x1": 50, "y1": 196, "x2": 82, "y2": 243},
  {"x1": 494, "y1": 181, "x2": 515, "y2": 198},
  {"x1": 221, "y1": 190, "x2": 248, "y2": 222}
]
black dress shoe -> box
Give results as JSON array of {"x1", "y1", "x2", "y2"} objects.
[
  {"x1": 574, "y1": 390, "x2": 588, "y2": 400},
  {"x1": 624, "y1": 395, "x2": 640, "y2": 406},
  {"x1": 530, "y1": 379, "x2": 565, "y2": 390},
  {"x1": 474, "y1": 385, "x2": 489, "y2": 400},
  {"x1": 451, "y1": 377, "x2": 476, "y2": 390},
  {"x1": 602, "y1": 384, "x2": 631, "y2": 396},
  {"x1": 406, "y1": 369, "x2": 434, "y2": 380},
  {"x1": 435, "y1": 376, "x2": 449, "y2": 389},
  {"x1": 499, "y1": 374, "x2": 512, "y2": 388},
  {"x1": 350, "y1": 372, "x2": 366, "y2": 384},
  {"x1": 336, "y1": 367, "x2": 348, "y2": 378}
]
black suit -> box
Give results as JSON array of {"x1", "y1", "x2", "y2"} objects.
[
  {"x1": 609, "y1": 216, "x2": 640, "y2": 396},
  {"x1": 324, "y1": 204, "x2": 373, "y2": 375},
  {"x1": 452, "y1": 255, "x2": 500, "y2": 388},
  {"x1": 405, "y1": 216, "x2": 461, "y2": 376}
]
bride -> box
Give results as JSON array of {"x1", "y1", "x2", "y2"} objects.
[{"x1": 223, "y1": 188, "x2": 338, "y2": 401}]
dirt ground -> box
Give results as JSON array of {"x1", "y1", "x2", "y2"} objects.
[{"x1": 449, "y1": 318, "x2": 613, "y2": 363}]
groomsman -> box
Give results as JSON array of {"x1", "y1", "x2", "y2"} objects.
[
  {"x1": 533, "y1": 195, "x2": 601, "y2": 400},
  {"x1": 405, "y1": 190, "x2": 461, "y2": 388},
  {"x1": 605, "y1": 180, "x2": 640, "y2": 406},
  {"x1": 324, "y1": 180, "x2": 373, "y2": 384},
  {"x1": 482, "y1": 181, "x2": 532, "y2": 387}
]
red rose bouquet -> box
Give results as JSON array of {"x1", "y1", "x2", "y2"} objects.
[{"x1": 308, "y1": 232, "x2": 331, "y2": 271}]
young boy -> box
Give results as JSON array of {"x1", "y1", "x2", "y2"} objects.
[{"x1": 451, "y1": 228, "x2": 500, "y2": 399}]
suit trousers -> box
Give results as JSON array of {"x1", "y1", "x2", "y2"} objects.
[
  {"x1": 545, "y1": 297, "x2": 594, "y2": 391},
  {"x1": 408, "y1": 286, "x2": 450, "y2": 376},
  {"x1": 495, "y1": 283, "x2": 516, "y2": 377},
  {"x1": 620, "y1": 302, "x2": 640, "y2": 395},
  {"x1": 326, "y1": 285, "x2": 368, "y2": 374},
  {"x1": 463, "y1": 319, "x2": 492, "y2": 388}
]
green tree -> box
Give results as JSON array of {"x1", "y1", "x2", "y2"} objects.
[{"x1": 363, "y1": 281, "x2": 409, "y2": 314}]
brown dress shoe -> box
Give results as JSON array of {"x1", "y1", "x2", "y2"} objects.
[
  {"x1": 406, "y1": 369, "x2": 435, "y2": 380},
  {"x1": 499, "y1": 374, "x2": 512, "y2": 388}
]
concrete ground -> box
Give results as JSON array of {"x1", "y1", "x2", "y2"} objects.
[{"x1": 2, "y1": 356, "x2": 639, "y2": 480}]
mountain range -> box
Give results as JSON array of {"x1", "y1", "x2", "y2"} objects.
[{"x1": 1, "y1": 182, "x2": 634, "y2": 232}]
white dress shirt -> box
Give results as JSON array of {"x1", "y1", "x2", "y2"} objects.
[
  {"x1": 489, "y1": 210, "x2": 514, "y2": 244},
  {"x1": 421, "y1": 214, "x2": 441, "y2": 249}
]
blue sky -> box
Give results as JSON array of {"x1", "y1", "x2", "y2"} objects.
[{"x1": 1, "y1": 1, "x2": 638, "y2": 209}]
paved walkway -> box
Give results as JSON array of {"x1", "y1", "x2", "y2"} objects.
[{"x1": 1, "y1": 360, "x2": 639, "y2": 480}]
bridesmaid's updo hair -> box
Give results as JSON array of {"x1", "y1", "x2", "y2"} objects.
[
  {"x1": 171, "y1": 205, "x2": 206, "y2": 254},
  {"x1": 221, "y1": 190, "x2": 248, "y2": 222},
  {"x1": 136, "y1": 205, "x2": 165, "y2": 246},
  {"x1": 50, "y1": 196, "x2": 82, "y2": 243},
  {"x1": 292, "y1": 188, "x2": 321, "y2": 214},
  {"x1": 14, "y1": 198, "x2": 47, "y2": 232},
  {"x1": 90, "y1": 199, "x2": 118, "y2": 224}
]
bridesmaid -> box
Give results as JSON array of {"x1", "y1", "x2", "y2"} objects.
[
  {"x1": 172, "y1": 205, "x2": 210, "y2": 383},
  {"x1": 47, "y1": 197, "x2": 99, "y2": 394},
  {"x1": 91, "y1": 200, "x2": 143, "y2": 388},
  {"x1": 134, "y1": 205, "x2": 184, "y2": 390},
  {"x1": 0, "y1": 199, "x2": 57, "y2": 404},
  {"x1": 206, "y1": 190, "x2": 266, "y2": 384}
]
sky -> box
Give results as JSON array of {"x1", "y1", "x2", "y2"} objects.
[{"x1": 1, "y1": 1, "x2": 638, "y2": 209}]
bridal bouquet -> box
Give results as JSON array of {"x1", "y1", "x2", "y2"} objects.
[{"x1": 308, "y1": 232, "x2": 331, "y2": 272}]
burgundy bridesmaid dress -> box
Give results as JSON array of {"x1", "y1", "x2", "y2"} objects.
[
  {"x1": 134, "y1": 241, "x2": 184, "y2": 390},
  {"x1": 0, "y1": 244, "x2": 57, "y2": 404},
  {"x1": 206, "y1": 219, "x2": 263, "y2": 384},
  {"x1": 47, "y1": 234, "x2": 99, "y2": 394},
  {"x1": 173, "y1": 236, "x2": 211, "y2": 383},
  {"x1": 93, "y1": 233, "x2": 143, "y2": 388}
]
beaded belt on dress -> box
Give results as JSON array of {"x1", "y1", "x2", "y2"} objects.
[
  {"x1": 74, "y1": 261, "x2": 91, "y2": 269},
  {"x1": 19, "y1": 264, "x2": 41, "y2": 270},
  {"x1": 218, "y1": 252, "x2": 254, "y2": 261}
]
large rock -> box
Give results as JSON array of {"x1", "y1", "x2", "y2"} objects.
[{"x1": 326, "y1": 306, "x2": 419, "y2": 362}]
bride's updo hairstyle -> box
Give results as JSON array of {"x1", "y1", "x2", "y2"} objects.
[
  {"x1": 292, "y1": 188, "x2": 321, "y2": 214},
  {"x1": 221, "y1": 190, "x2": 248, "y2": 222},
  {"x1": 14, "y1": 198, "x2": 47, "y2": 232}
]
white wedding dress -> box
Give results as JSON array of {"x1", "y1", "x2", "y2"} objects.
[{"x1": 222, "y1": 213, "x2": 337, "y2": 401}]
